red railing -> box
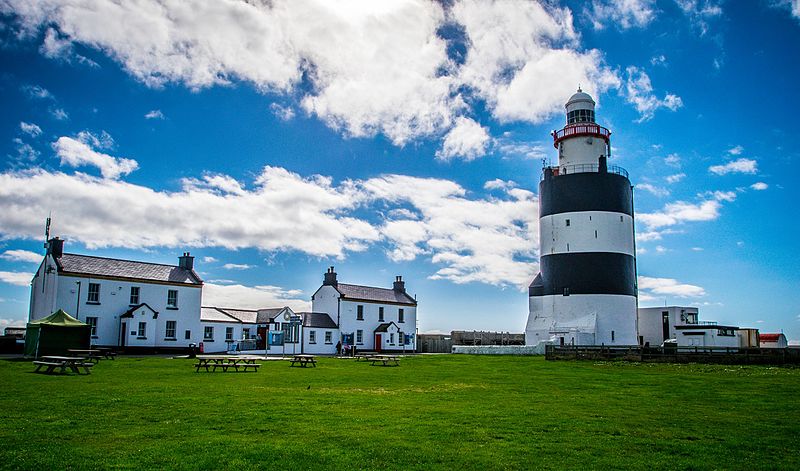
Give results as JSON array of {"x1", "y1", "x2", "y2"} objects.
[{"x1": 552, "y1": 124, "x2": 611, "y2": 148}]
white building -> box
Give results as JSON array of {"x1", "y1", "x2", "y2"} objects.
[
  {"x1": 312, "y1": 267, "x2": 417, "y2": 353},
  {"x1": 759, "y1": 333, "x2": 788, "y2": 348},
  {"x1": 526, "y1": 89, "x2": 638, "y2": 347},
  {"x1": 29, "y1": 237, "x2": 203, "y2": 350},
  {"x1": 637, "y1": 306, "x2": 700, "y2": 346}
]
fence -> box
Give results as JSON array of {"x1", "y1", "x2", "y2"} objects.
[{"x1": 545, "y1": 345, "x2": 800, "y2": 365}]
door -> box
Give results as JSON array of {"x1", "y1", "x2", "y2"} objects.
[
  {"x1": 120, "y1": 322, "x2": 127, "y2": 347},
  {"x1": 257, "y1": 327, "x2": 267, "y2": 349},
  {"x1": 375, "y1": 334, "x2": 382, "y2": 352},
  {"x1": 661, "y1": 312, "x2": 670, "y2": 341}
]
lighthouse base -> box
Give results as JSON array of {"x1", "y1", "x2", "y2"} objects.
[{"x1": 525, "y1": 294, "x2": 637, "y2": 346}]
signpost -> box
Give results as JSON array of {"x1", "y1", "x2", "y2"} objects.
[{"x1": 289, "y1": 315, "x2": 302, "y2": 355}]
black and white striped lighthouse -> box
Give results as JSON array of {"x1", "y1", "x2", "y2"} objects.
[{"x1": 525, "y1": 89, "x2": 638, "y2": 346}]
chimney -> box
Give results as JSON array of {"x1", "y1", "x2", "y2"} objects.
[
  {"x1": 323, "y1": 266, "x2": 338, "y2": 287},
  {"x1": 178, "y1": 252, "x2": 194, "y2": 270},
  {"x1": 47, "y1": 237, "x2": 64, "y2": 258},
  {"x1": 393, "y1": 275, "x2": 405, "y2": 293}
]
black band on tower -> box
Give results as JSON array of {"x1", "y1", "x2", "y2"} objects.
[
  {"x1": 539, "y1": 172, "x2": 633, "y2": 217},
  {"x1": 531, "y1": 252, "x2": 637, "y2": 297}
]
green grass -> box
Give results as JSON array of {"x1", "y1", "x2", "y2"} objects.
[{"x1": 1, "y1": 355, "x2": 798, "y2": 470}]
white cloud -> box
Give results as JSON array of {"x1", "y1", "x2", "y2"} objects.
[
  {"x1": 638, "y1": 199, "x2": 722, "y2": 230},
  {"x1": 638, "y1": 275, "x2": 706, "y2": 298},
  {"x1": 623, "y1": 66, "x2": 683, "y2": 122},
  {"x1": 484, "y1": 179, "x2": 517, "y2": 191},
  {"x1": 21, "y1": 84, "x2": 53, "y2": 100},
  {"x1": 40, "y1": 27, "x2": 99, "y2": 67},
  {"x1": 588, "y1": 0, "x2": 657, "y2": 30},
  {"x1": 0, "y1": 271, "x2": 33, "y2": 286},
  {"x1": 20, "y1": 122, "x2": 42, "y2": 137},
  {"x1": 493, "y1": 138, "x2": 548, "y2": 160},
  {"x1": 772, "y1": 1, "x2": 800, "y2": 21},
  {"x1": 202, "y1": 256, "x2": 218, "y2": 263},
  {"x1": 202, "y1": 283, "x2": 309, "y2": 312},
  {"x1": 270, "y1": 103, "x2": 295, "y2": 121},
  {"x1": 435, "y1": 117, "x2": 490, "y2": 161},
  {"x1": 655, "y1": 245, "x2": 668, "y2": 253},
  {"x1": 675, "y1": 0, "x2": 723, "y2": 35},
  {"x1": 665, "y1": 173, "x2": 685, "y2": 184},
  {"x1": 53, "y1": 134, "x2": 138, "y2": 179},
  {"x1": 664, "y1": 153, "x2": 681, "y2": 168},
  {"x1": 182, "y1": 174, "x2": 246, "y2": 196},
  {"x1": 12, "y1": 138, "x2": 40, "y2": 162},
  {"x1": 51, "y1": 108, "x2": 69, "y2": 120},
  {"x1": 0, "y1": 250, "x2": 42, "y2": 263},
  {"x1": 636, "y1": 183, "x2": 669, "y2": 197},
  {"x1": 709, "y1": 158, "x2": 757, "y2": 175},
  {"x1": 650, "y1": 54, "x2": 667, "y2": 66},
  {"x1": 711, "y1": 190, "x2": 736, "y2": 202},
  {"x1": 691, "y1": 247, "x2": 703, "y2": 251},
  {"x1": 727, "y1": 145, "x2": 744, "y2": 155},
  {"x1": 750, "y1": 182, "x2": 768, "y2": 190},
  {"x1": 222, "y1": 263, "x2": 253, "y2": 270},
  {"x1": 144, "y1": 109, "x2": 164, "y2": 120}
]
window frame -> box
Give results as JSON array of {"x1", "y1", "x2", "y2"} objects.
[
  {"x1": 204, "y1": 326, "x2": 214, "y2": 341},
  {"x1": 167, "y1": 289, "x2": 179, "y2": 309},
  {"x1": 309, "y1": 330, "x2": 316, "y2": 344},
  {"x1": 225, "y1": 327, "x2": 234, "y2": 341},
  {"x1": 129, "y1": 286, "x2": 140, "y2": 305},
  {"x1": 378, "y1": 306, "x2": 384, "y2": 322},
  {"x1": 398, "y1": 308, "x2": 404, "y2": 323},
  {"x1": 357, "y1": 305, "x2": 364, "y2": 321},
  {"x1": 356, "y1": 329, "x2": 363, "y2": 344},
  {"x1": 86, "y1": 316, "x2": 98, "y2": 337},
  {"x1": 87, "y1": 282, "x2": 100, "y2": 304},
  {"x1": 325, "y1": 331, "x2": 332, "y2": 344},
  {"x1": 137, "y1": 321, "x2": 146, "y2": 339},
  {"x1": 165, "y1": 320, "x2": 176, "y2": 340}
]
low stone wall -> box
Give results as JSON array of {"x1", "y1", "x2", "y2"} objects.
[{"x1": 451, "y1": 345, "x2": 544, "y2": 355}]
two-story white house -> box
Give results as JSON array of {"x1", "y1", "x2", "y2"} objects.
[
  {"x1": 311, "y1": 267, "x2": 417, "y2": 353},
  {"x1": 29, "y1": 237, "x2": 203, "y2": 350}
]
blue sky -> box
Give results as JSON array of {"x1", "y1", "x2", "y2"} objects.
[{"x1": 1, "y1": 0, "x2": 798, "y2": 340}]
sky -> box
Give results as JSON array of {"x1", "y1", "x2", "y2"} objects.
[{"x1": 0, "y1": 0, "x2": 798, "y2": 341}]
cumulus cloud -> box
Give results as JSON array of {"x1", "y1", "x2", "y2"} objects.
[
  {"x1": 0, "y1": 249, "x2": 42, "y2": 263},
  {"x1": 20, "y1": 122, "x2": 42, "y2": 137},
  {"x1": 727, "y1": 145, "x2": 744, "y2": 155},
  {"x1": 493, "y1": 137, "x2": 548, "y2": 160},
  {"x1": 202, "y1": 283, "x2": 310, "y2": 312},
  {"x1": 53, "y1": 132, "x2": 138, "y2": 179},
  {"x1": 202, "y1": 256, "x2": 218, "y2": 263},
  {"x1": 222, "y1": 263, "x2": 254, "y2": 270},
  {"x1": 144, "y1": 110, "x2": 164, "y2": 120},
  {"x1": 484, "y1": 179, "x2": 517, "y2": 191},
  {"x1": 435, "y1": 117, "x2": 490, "y2": 161},
  {"x1": 11, "y1": 138, "x2": 40, "y2": 163},
  {"x1": 750, "y1": 182, "x2": 768, "y2": 190},
  {"x1": 587, "y1": 0, "x2": 657, "y2": 30},
  {"x1": 675, "y1": 0, "x2": 723, "y2": 35},
  {"x1": 664, "y1": 153, "x2": 681, "y2": 168},
  {"x1": 0, "y1": 271, "x2": 33, "y2": 286},
  {"x1": 623, "y1": 66, "x2": 683, "y2": 122},
  {"x1": 51, "y1": 108, "x2": 69, "y2": 120},
  {"x1": 636, "y1": 182, "x2": 669, "y2": 197},
  {"x1": 665, "y1": 173, "x2": 685, "y2": 184},
  {"x1": 270, "y1": 103, "x2": 295, "y2": 121},
  {"x1": 638, "y1": 275, "x2": 706, "y2": 298},
  {"x1": 709, "y1": 158, "x2": 757, "y2": 175},
  {"x1": 638, "y1": 199, "x2": 722, "y2": 230},
  {"x1": 40, "y1": 27, "x2": 98, "y2": 67},
  {"x1": 0, "y1": 0, "x2": 636, "y2": 148}
]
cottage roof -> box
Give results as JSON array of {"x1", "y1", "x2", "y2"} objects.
[
  {"x1": 121, "y1": 303, "x2": 159, "y2": 319},
  {"x1": 374, "y1": 321, "x2": 400, "y2": 333},
  {"x1": 219, "y1": 308, "x2": 258, "y2": 324},
  {"x1": 257, "y1": 307, "x2": 288, "y2": 324},
  {"x1": 200, "y1": 307, "x2": 241, "y2": 323},
  {"x1": 335, "y1": 283, "x2": 416, "y2": 306},
  {"x1": 760, "y1": 333, "x2": 784, "y2": 342},
  {"x1": 297, "y1": 312, "x2": 337, "y2": 329},
  {"x1": 55, "y1": 253, "x2": 202, "y2": 285}
]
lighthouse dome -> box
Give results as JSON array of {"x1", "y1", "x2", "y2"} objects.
[{"x1": 565, "y1": 88, "x2": 596, "y2": 124}]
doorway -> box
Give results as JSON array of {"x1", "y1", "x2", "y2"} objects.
[
  {"x1": 375, "y1": 334, "x2": 382, "y2": 352},
  {"x1": 661, "y1": 311, "x2": 670, "y2": 341}
]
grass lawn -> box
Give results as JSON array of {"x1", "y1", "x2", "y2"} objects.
[{"x1": 1, "y1": 355, "x2": 798, "y2": 470}]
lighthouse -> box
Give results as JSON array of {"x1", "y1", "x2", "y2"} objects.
[{"x1": 525, "y1": 89, "x2": 638, "y2": 347}]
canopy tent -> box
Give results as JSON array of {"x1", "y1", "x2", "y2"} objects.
[{"x1": 24, "y1": 309, "x2": 91, "y2": 358}]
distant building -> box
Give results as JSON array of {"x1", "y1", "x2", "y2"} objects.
[
  {"x1": 637, "y1": 306, "x2": 700, "y2": 346},
  {"x1": 30, "y1": 237, "x2": 203, "y2": 350},
  {"x1": 759, "y1": 333, "x2": 788, "y2": 348},
  {"x1": 312, "y1": 267, "x2": 417, "y2": 353}
]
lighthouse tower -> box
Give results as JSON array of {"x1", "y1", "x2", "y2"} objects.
[{"x1": 525, "y1": 89, "x2": 638, "y2": 347}]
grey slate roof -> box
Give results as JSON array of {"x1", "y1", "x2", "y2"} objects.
[
  {"x1": 56, "y1": 253, "x2": 202, "y2": 285},
  {"x1": 120, "y1": 303, "x2": 158, "y2": 319},
  {"x1": 257, "y1": 308, "x2": 287, "y2": 324},
  {"x1": 297, "y1": 312, "x2": 338, "y2": 329},
  {"x1": 220, "y1": 308, "x2": 258, "y2": 324},
  {"x1": 336, "y1": 283, "x2": 416, "y2": 306},
  {"x1": 375, "y1": 322, "x2": 399, "y2": 333},
  {"x1": 200, "y1": 307, "x2": 240, "y2": 323}
]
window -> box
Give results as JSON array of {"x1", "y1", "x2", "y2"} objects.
[
  {"x1": 225, "y1": 327, "x2": 233, "y2": 341},
  {"x1": 325, "y1": 331, "x2": 332, "y2": 344},
  {"x1": 165, "y1": 321, "x2": 176, "y2": 340},
  {"x1": 398, "y1": 309, "x2": 404, "y2": 323},
  {"x1": 565, "y1": 219, "x2": 570, "y2": 227},
  {"x1": 611, "y1": 330, "x2": 615, "y2": 342},
  {"x1": 563, "y1": 287, "x2": 570, "y2": 296},
  {"x1": 167, "y1": 289, "x2": 178, "y2": 308},
  {"x1": 137, "y1": 322, "x2": 146, "y2": 338},
  {"x1": 129, "y1": 286, "x2": 140, "y2": 305},
  {"x1": 242, "y1": 328, "x2": 250, "y2": 340},
  {"x1": 87, "y1": 282, "x2": 100, "y2": 303},
  {"x1": 567, "y1": 108, "x2": 595, "y2": 124},
  {"x1": 204, "y1": 326, "x2": 214, "y2": 341},
  {"x1": 389, "y1": 333, "x2": 395, "y2": 345},
  {"x1": 357, "y1": 305, "x2": 364, "y2": 320},
  {"x1": 378, "y1": 307, "x2": 384, "y2": 321},
  {"x1": 185, "y1": 330, "x2": 191, "y2": 340},
  {"x1": 356, "y1": 329, "x2": 363, "y2": 344},
  {"x1": 595, "y1": 230, "x2": 598, "y2": 238},
  {"x1": 309, "y1": 330, "x2": 316, "y2": 344},
  {"x1": 86, "y1": 317, "x2": 98, "y2": 337}
]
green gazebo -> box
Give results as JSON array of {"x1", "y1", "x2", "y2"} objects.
[{"x1": 24, "y1": 309, "x2": 91, "y2": 358}]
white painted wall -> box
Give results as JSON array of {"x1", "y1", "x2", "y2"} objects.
[
  {"x1": 559, "y1": 136, "x2": 610, "y2": 167},
  {"x1": 540, "y1": 212, "x2": 634, "y2": 256},
  {"x1": 302, "y1": 327, "x2": 338, "y2": 355},
  {"x1": 637, "y1": 306, "x2": 700, "y2": 346},
  {"x1": 676, "y1": 328, "x2": 740, "y2": 348},
  {"x1": 526, "y1": 294, "x2": 637, "y2": 346}
]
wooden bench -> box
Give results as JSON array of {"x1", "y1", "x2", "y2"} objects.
[
  {"x1": 33, "y1": 360, "x2": 94, "y2": 374},
  {"x1": 290, "y1": 355, "x2": 317, "y2": 368},
  {"x1": 195, "y1": 362, "x2": 261, "y2": 372},
  {"x1": 370, "y1": 356, "x2": 400, "y2": 367}
]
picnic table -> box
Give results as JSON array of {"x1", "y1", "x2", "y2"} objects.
[
  {"x1": 68, "y1": 349, "x2": 104, "y2": 363},
  {"x1": 370, "y1": 355, "x2": 400, "y2": 367},
  {"x1": 194, "y1": 355, "x2": 262, "y2": 372},
  {"x1": 290, "y1": 354, "x2": 317, "y2": 368},
  {"x1": 33, "y1": 355, "x2": 93, "y2": 375},
  {"x1": 94, "y1": 347, "x2": 118, "y2": 360}
]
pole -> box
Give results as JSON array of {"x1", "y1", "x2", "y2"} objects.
[{"x1": 75, "y1": 281, "x2": 81, "y2": 321}]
